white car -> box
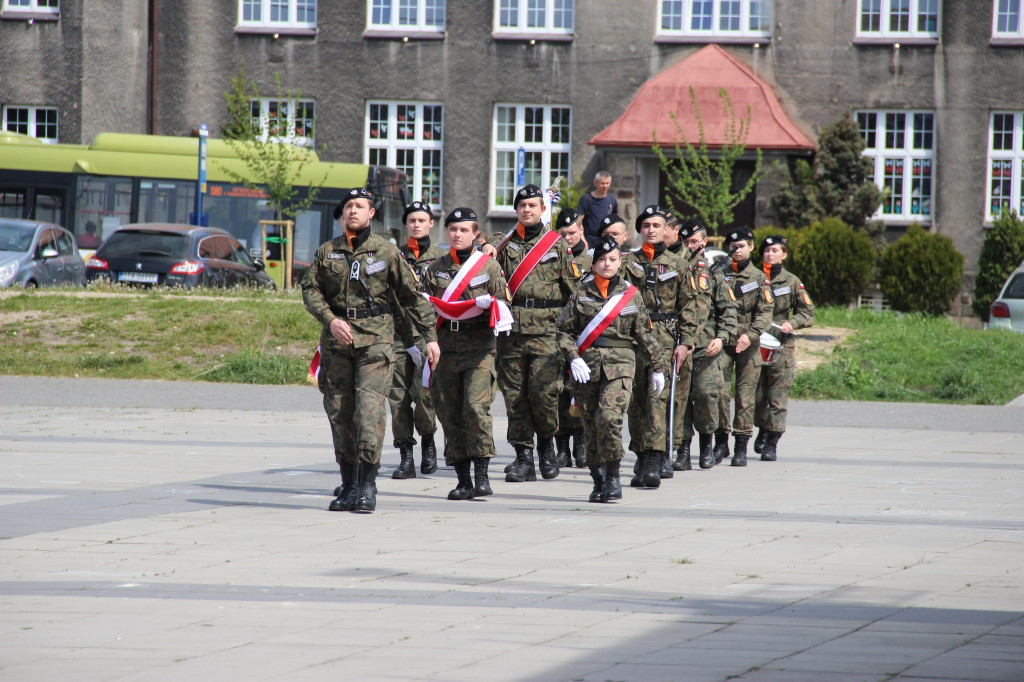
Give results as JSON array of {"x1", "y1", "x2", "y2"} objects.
[{"x1": 988, "y1": 266, "x2": 1024, "y2": 333}]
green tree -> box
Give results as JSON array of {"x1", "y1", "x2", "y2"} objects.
[
  {"x1": 221, "y1": 70, "x2": 324, "y2": 221},
  {"x1": 972, "y1": 210, "x2": 1024, "y2": 321},
  {"x1": 653, "y1": 86, "x2": 772, "y2": 235},
  {"x1": 880, "y1": 225, "x2": 964, "y2": 315},
  {"x1": 792, "y1": 218, "x2": 877, "y2": 306}
]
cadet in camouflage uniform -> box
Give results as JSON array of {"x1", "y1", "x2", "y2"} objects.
[
  {"x1": 753, "y1": 235, "x2": 815, "y2": 462},
  {"x1": 557, "y1": 237, "x2": 666, "y2": 502},
  {"x1": 422, "y1": 208, "x2": 509, "y2": 501},
  {"x1": 389, "y1": 201, "x2": 445, "y2": 479},
  {"x1": 679, "y1": 218, "x2": 738, "y2": 470},
  {"x1": 620, "y1": 207, "x2": 701, "y2": 488},
  {"x1": 554, "y1": 206, "x2": 590, "y2": 469},
  {"x1": 302, "y1": 188, "x2": 439, "y2": 514},
  {"x1": 715, "y1": 228, "x2": 774, "y2": 467},
  {"x1": 663, "y1": 216, "x2": 700, "y2": 472},
  {"x1": 483, "y1": 184, "x2": 578, "y2": 483}
]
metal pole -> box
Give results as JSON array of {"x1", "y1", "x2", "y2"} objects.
[{"x1": 194, "y1": 123, "x2": 208, "y2": 226}]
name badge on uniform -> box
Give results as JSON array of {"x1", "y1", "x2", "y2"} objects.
[
  {"x1": 349, "y1": 261, "x2": 361, "y2": 281},
  {"x1": 365, "y1": 260, "x2": 387, "y2": 275},
  {"x1": 658, "y1": 270, "x2": 678, "y2": 281},
  {"x1": 436, "y1": 271, "x2": 450, "y2": 280},
  {"x1": 740, "y1": 281, "x2": 759, "y2": 294},
  {"x1": 539, "y1": 251, "x2": 557, "y2": 263},
  {"x1": 327, "y1": 252, "x2": 345, "y2": 260},
  {"x1": 579, "y1": 296, "x2": 595, "y2": 302},
  {"x1": 470, "y1": 273, "x2": 490, "y2": 286},
  {"x1": 621, "y1": 304, "x2": 638, "y2": 315},
  {"x1": 774, "y1": 286, "x2": 791, "y2": 296},
  {"x1": 508, "y1": 243, "x2": 522, "y2": 253}
]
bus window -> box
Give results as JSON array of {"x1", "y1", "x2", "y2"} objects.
[
  {"x1": 0, "y1": 191, "x2": 26, "y2": 219},
  {"x1": 74, "y1": 176, "x2": 131, "y2": 243},
  {"x1": 34, "y1": 191, "x2": 64, "y2": 225},
  {"x1": 139, "y1": 180, "x2": 195, "y2": 224}
]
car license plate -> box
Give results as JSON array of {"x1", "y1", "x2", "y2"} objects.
[{"x1": 118, "y1": 271, "x2": 159, "y2": 284}]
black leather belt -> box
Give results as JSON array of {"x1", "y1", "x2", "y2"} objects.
[
  {"x1": 590, "y1": 337, "x2": 633, "y2": 349},
  {"x1": 338, "y1": 304, "x2": 391, "y2": 319},
  {"x1": 444, "y1": 317, "x2": 489, "y2": 331},
  {"x1": 649, "y1": 312, "x2": 675, "y2": 321},
  {"x1": 512, "y1": 298, "x2": 563, "y2": 309}
]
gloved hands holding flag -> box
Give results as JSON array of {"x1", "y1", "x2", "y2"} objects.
[{"x1": 475, "y1": 294, "x2": 494, "y2": 309}]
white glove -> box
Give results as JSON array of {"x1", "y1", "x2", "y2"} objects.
[
  {"x1": 475, "y1": 294, "x2": 494, "y2": 309},
  {"x1": 651, "y1": 371, "x2": 666, "y2": 396},
  {"x1": 570, "y1": 357, "x2": 592, "y2": 383},
  {"x1": 406, "y1": 346, "x2": 423, "y2": 368}
]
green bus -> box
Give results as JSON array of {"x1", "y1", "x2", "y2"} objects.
[{"x1": 0, "y1": 131, "x2": 407, "y2": 281}]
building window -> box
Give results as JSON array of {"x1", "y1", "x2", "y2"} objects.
[
  {"x1": 237, "y1": 0, "x2": 316, "y2": 33},
  {"x1": 493, "y1": 0, "x2": 574, "y2": 40},
  {"x1": 985, "y1": 112, "x2": 1024, "y2": 220},
  {"x1": 856, "y1": 0, "x2": 938, "y2": 40},
  {"x1": 365, "y1": 101, "x2": 444, "y2": 208},
  {"x1": 2, "y1": 106, "x2": 58, "y2": 143},
  {"x1": 857, "y1": 110, "x2": 935, "y2": 222},
  {"x1": 993, "y1": 0, "x2": 1024, "y2": 39},
  {"x1": 657, "y1": 0, "x2": 772, "y2": 41},
  {"x1": 367, "y1": 0, "x2": 445, "y2": 35},
  {"x1": 490, "y1": 104, "x2": 570, "y2": 213},
  {"x1": 250, "y1": 99, "x2": 315, "y2": 147}
]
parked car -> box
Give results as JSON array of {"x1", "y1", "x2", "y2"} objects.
[
  {"x1": 86, "y1": 223, "x2": 275, "y2": 289},
  {"x1": 988, "y1": 265, "x2": 1024, "y2": 333},
  {"x1": 0, "y1": 218, "x2": 86, "y2": 288}
]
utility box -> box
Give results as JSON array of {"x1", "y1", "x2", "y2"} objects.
[{"x1": 259, "y1": 220, "x2": 294, "y2": 290}]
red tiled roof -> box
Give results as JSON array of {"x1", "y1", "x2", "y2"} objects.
[{"x1": 589, "y1": 44, "x2": 814, "y2": 152}]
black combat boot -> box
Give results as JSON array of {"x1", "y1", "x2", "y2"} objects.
[
  {"x1": 642, "y1": 450, "x2": 662, "y2": 488},
  {"x1": 473, "y1": 458, "x2": 492, "y2": 496},
  {"x1": 537, "y1": 437, "x2": 560, "y2": 479},
  {"x1": 588, "y1": 464, "x2": 608, "y2": 503},
  {"x1": 505, "y1": 446, "x2": 536, "y2": 482},
  {"x1": 731, "y1": 434, "x2": 749, "y2": 467},
  {"x1": 658, "y1": 450, "x2": 674, "y2": 479},
  {"x1": 713, "y1": 429, "x2": 730, "y2": 463},
  {"x1": 672, "y1": 440, "x2": 692, "y2": 471},
  {"x1": 572, "y1": 427, "x2": 587, "y2": 468},
  {"x1": 555, "y1": 433, "x2": 572, "y2": 468},
  {"x1": 448, "y1": 460, "x2": 475, "y2": 501},
  {"x1": 698, "y1": 432, "x2": 715, "y2": 469},
  {"x1": 328, "y1": 462, "x2": 356, "y2": 511},
  {"x1": 352, "y1": 462, "x2": 378, "y2": 513},
  {"x1": 753, "y1": 428, "x2": 768, "y2": 454},
  {"x1": 605, "y1": 460, "x2": 622, "y2": 500},
  {"x1": 629, "y1": 452, "x2": 645, "y2": 487},
  {"x1": 420, "y1": 434, "x2": 438, "y2": 474},
  {"x1": 392, "y1": 443, "x2": 416, "y2": 479},
  {"x1": 760, "y1": 431, "x2": 782, "y2": 461}
]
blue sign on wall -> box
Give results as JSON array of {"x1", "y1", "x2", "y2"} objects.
[{"x1": 516, "y1": 147, "x2": 525, "y2": 188}]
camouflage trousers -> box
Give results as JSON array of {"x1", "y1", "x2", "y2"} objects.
[
  {"x1": 430, "y1": 348, "x2": 498, "y2": 464},
  {"x1": 319, "y1": 342, "x2": 394, "y2": 465},
  {"x1": 755, "y1": 343, "x2": 796, "y2": 433},
  {"x1": 671, "y1": 354, "x2": 693, "y2": 450},
  {"x1": 683, "y1": 352, "x2": 724, "y2": 438},
  {"x1": 717, "y1": 342, "x2": 762, "y2": 436},
  {"x1": 556, "y1": 376, "x2": 584, "y2": 436},
  {"x1": 388, "y1": 348, "x2": 437, "y2": 447},
  {"x1": 575, "y1": 371, "x2": 632, "y2": 465},
  {"x1": 626, "y1": 352, "x2": 672, "y2": 453},
  {"x1": 496, "y1": 333, "x2": 562, "y2": 446}
]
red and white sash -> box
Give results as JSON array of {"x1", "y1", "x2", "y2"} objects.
[
  {"x1": 576, "y1": 284, "x2": 638, "y2": 354},
  {"x1": 506, "y1": 230, "x2": 562, "y2": 298}
]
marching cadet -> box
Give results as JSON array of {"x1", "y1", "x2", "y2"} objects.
[
  {"x1": 678, "y1": 218, "x2": 737, "y2": 470},
  {"x1": 389, "y1": 201, "x2": 445, "y2": 479},
  {"x1": 715, "y1": 228, "x2": 773, "y2": 467},
  {"x1": 421, "y1": 208, "x2": 509, "y2": 500},
  {"x1": 753, "y1": 235, "x2": 815, "y2": 461},
  {"x1": 302, "y1": 188, "x2": 439, "y2": 514},
  {"x1": 554, "y1": 207, "x2": 590, "y2": 469},
  {"x1": 620, "y1": 205, "x2": 699, "y2": 488},
  {"x1": 557, "y1": 237, "x2": 666, "y2": 502},
  {"x1": 484, "y1": 185, "x2": 578, "y2": 483}
]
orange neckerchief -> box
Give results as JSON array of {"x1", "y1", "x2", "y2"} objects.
[
  {"x1": 449, "y1": 247, "x2": 461, "y2": 265},
  {"x1": 641, "y1": 242, "x2": 656, "y2": 261},
  {"x1": 594, "y1": 274, "x2": 611, "y2": 299},
  {"x1": 763, "y1": 263, "x2": 773, "y2": 282},
  {"x1": 408, "y1": 237, "x2": 421, "y2": 259},
  {"x1": 732, "y1": 260, "x2": 740, "y2": 273},
  {"x1": 515, "y1": 222, "x2": 526, "y2": 239},
  {"x1": 346, "y1": 229, "x2": 359, "y2": 250}
]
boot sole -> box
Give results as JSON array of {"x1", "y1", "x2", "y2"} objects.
[
  {"x1": 505, "y1": 474, "x2": 537, "y2": 482},
  {"x1": 391, "y1": 471, "x2": 416, "y2": 479},
  {"x1": 474, "y1": 488, "x2": 493, "y2": 496}
]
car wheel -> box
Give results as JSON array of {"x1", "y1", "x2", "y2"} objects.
[{"x1": 24, "y1": 280, "x2": 38, "y2": 289}]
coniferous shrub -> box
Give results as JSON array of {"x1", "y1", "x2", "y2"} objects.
[
  {"x1": 971, "y1": 210, "x2": 1024, "y2": 321},
  {"x1": 879, "y1": 225, "x2": 964, "y2": 315},
  {"x1": 792, "y1": 218, "x2": 876, "y2": 306}
]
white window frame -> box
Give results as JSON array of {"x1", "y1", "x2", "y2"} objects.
[
  {"x1": 1, "y1": 0, "x2": 59, "y2": 20},
  {"x1": 2, "y1": 105, "x2": 58, "y2": 143},
  {"x1": 366, "y1": 0, "x2": 445, "y2": 38},
  {"x1": 856, "y1": 109, "x2": 935, "y2": 224},
  {"x1": 992, "y1": 0, "x2": 1024, "y2": 42},
  {"x1": 493, "y1": 0, "x2": 574, "y2": 41},
  {"x1": 236, "y1": 0, "x2": 317, "y2": 35},
  {"x1": 855, "y1": 0, "x2": 939, "y2": 42},
  {"x1": 985, "y1": 111, "x2": 1024, "y2": 222},
  {"x1": 250, "y1": 98, "x2": 315, "y2": 147},
  {"x1": 656, "y1": 0, "x2": 772, "y2": 43},
  {"x1": 489, "y1": 103, "x2": 571, "y2": 215},
  {"x1": 364, "y1": 101, "x2": 444, "y2": 210}
]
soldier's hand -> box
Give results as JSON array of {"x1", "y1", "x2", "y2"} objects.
[
  {"x1": 329, "y1": 318, "x2": 354, "y2": 346},
  {"x1": 736, "y1": 334, "x2": 751, "y2": 353},
  {"x1": 425, "y1": 341, "x2": 441, "y2": 370},
  {"x1": 475, "y1": 294, "x2": 494, "y2": 309},
  {"x1": 406, "y1": 346, "x2": 424, "y2": 368},
  {"x1": 672, "y1": 345, "x2": 690, "y2": 373},
  {"x1": 570, "y1": 357, "x2": 591, "y2": 383},
  {"x1": 780, "y1": 321, "x2": 794, "y2": 334},
  {"x1": 651, "y1": 372, "x2": 666, "y2": 396},
  {"x1": 481, "y1": 243, "x2": 497, "y2": 257},
  {"x1": 706, "y1": 338, "x2": 723, "y2": 357}
]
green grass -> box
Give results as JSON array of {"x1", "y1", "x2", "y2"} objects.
[{"x1": 793, "y1": 308, "x2": 1024, "y2": 405}]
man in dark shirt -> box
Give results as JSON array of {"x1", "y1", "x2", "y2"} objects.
[{"x1": 577, "y1": 171, "x2": 618, "y2": 248}]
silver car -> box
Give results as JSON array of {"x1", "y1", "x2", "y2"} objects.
[{"x1": 0, "y1": 219, "x2": 86, "y2": 288}]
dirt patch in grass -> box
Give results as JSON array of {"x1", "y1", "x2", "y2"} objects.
[{"x1": 793, "y1": 326, "x2": 850, "y2": 371}]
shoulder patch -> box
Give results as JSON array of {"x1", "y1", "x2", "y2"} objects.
[
  {"x1": 763, "y1": 287, "x2": 774, "y2": 304},
  {"x1": 698, "y1": 273, "x2": 709, "y2": 291},
  {"x1": 802, "y1": 291, "x2": 813, "y2": 305},
  {"x1": 571, "y1": 262, "x2": 581, "y2": 278},
  {"x1": 727, "y1": 287, "x2": 737, "y2": 302}
]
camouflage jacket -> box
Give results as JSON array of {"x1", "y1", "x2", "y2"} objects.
[
  {"x1": 620, "y1": 245, "x2": 701, "y2": 349},
  {"x1": 422, "y1": 250, "x2": 509, "y2": 353},
  {"x1": 301, "y1": 231, "x2": 437, "y2": 350},
  {"x1": 723, "y1": 259, "x2": 774, "y2": 346},
  {"x1": 556, "y1": 275, "x2": 666, "y2": 380},
  {"x1": 764, "y1": 265, "x2": 815, "y2": 347},
  {"x1": 393, "y1": 240, "x2": 447, "y2": 351},
  {"x1": 687, "y1": 250, "x2": 738, "y2": 353},
  {"x1": 569, "y1": 240, "x2": 592, "y2": 274}
]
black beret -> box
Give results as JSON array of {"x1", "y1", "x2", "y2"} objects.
[
  {"x1": 334, "y1": 188, "x2": 375, "y2": 220},
  {"x1": 760, "y1": 235, "x2": 788, "y2": 254},
  {"x1": 724, "y1": 228, "x2": 755, "y2": 246},
  {"x1": 403, "y1": 201, "x2": 434, "y2": 224},
  {"x1": 635, "y1": 204, "x2": 669, "y2": 231},
  {"x1": 555, "y1": 207, "x2": 580, "y2": 230},
  {"x1": 513, "y1": 184, "x2": 544, "y2": 210},
  {"x1": 598, "y1": 213, "x2": 625, "y2": 234},
  {"x1": 444, "y1": 207, "x2": 478, "y2": 226},
  {"x1": 664, "y1": 209, "x2": 676, "y2": 224},
  {"x1": 678, "y1": 218, "x2": 706, "y2": 240},
  {"x1": 592, "y1": 237, "x2": 619, "y2": 262}
]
